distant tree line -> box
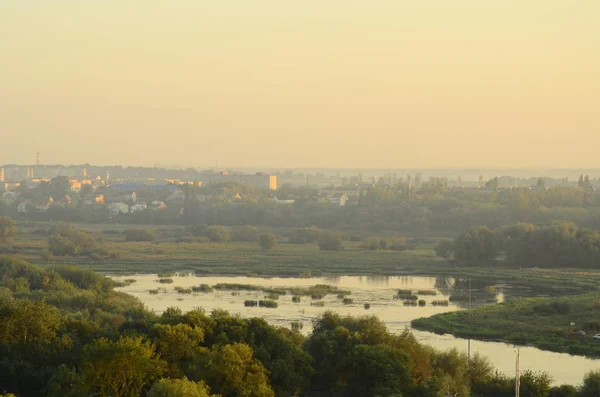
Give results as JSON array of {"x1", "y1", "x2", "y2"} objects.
[
  {"x1": 436, "y1": 222, "x2": 600, "y2": 268},
  {"x1": 3, "y1": 177, "x2": 600, "y2": 237}
]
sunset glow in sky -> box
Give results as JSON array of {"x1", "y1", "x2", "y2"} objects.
[{"x1": 1, "y1": 1, "x2": 598, "y2": 168}]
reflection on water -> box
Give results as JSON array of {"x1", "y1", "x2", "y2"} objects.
[{"x1": 112, "y1": 274, "x2": 599, "y2": 386}]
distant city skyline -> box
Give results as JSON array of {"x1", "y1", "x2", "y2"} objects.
[{"x1": 1, "y1": 1, "x2": 599, "y2": 168}]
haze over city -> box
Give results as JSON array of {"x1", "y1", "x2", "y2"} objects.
[{"x1": 1, "y1": 1, "x2": 598, "y2": 168}]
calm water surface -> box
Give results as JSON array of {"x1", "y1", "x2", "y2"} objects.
[{"x1": 113, "y1": 274, "x2": 599, "y2": 385}]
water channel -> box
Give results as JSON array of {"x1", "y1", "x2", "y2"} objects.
[{"x1": 112, "y1": 274, "x2": 600, "y2": 385}]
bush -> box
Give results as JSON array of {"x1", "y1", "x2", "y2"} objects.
[
  {"x1": 361, "y1": 237, "x2": 380, "y2": 251},
  {"x1": 292, "y1": 296, "x2": 301, "y2": 303},
  {"x1": 204, "y1": 226, "x2": 230, "y2": 242},
  {"x1": 418, "y1": 299, "x2": 426, "y2": 306},
  {"x1": 388, "y1": 237, "x2": 407, "y2": 251},
  {"x1": 585, "y1": 320, "x2": 600, "y2": 332},
  {"x1": 291, "y1": 321, "x2": 303, "y2": 332},
  {"x1": 191, "y1": 284, "x2": 213, "y2": 293},
  {"x1": 231, "y1": 225, "x2": 259, "y2": 242},
  {"x1": 258, "y1": 300, "x2": 278, "y2": 308},
  {"x1": 318, "y1": 231, "x2": 343, "y2": 251},
  {"x1": 364, "y1": 303, "x2": 371, "y2": 309},
  {"x1": 258, "y1": 233, "x2": 277, "y2": 250},
  {"x1": 158, "y1": 278, "x2": 173, "y2": 284},
  {"x1": 124, "y1": 228, "x2": 156, "y2": 242},
  {"x1": 244, "y1": 300, "x2": 258, "y2": 307},
  {"x1": 343, "y1": 298, "x2": 354, "y2": 305}
]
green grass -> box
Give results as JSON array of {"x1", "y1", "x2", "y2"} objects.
[{"x1": 412, "y1": 292, "x2": 600, "y2": 358}]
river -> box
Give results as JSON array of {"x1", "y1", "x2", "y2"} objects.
[{"x1": 112, "y1": 274, "x2": 599, "y2": 385}]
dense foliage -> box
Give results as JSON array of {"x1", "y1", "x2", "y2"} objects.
[
  {"x1": 4, "y1": 177, "x2": 600, "y2": 238},
  {"x1": 0, "y1": 257, "x2": 596, "y2": 397},
  {"x1": 438, "y1": 222, "x2": 600, "y2": 268}
]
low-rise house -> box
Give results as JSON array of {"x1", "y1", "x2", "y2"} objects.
[
  {"x1": 83, "y1": 194, "x2": 105, "y2": 206},
  {"x1": 108, "y1": 202, "x2": 129, "y2": 215},
  {"x1": 35, "y1": 198, "x2": 54, "y2": 212},
  {"x1": 1, "y1": 191, "x2": 19, "y2": 204},
  {"x1": 17, "y1": 200, "x2": 31, "y2": 213},
  {"x1": 272, "y1": 196, "x2": 296, "y2": 205},
  {"x1": 150, "y1": 201, "x2": 167, "y2": 209},
  {"x1": 330, "y1": 193, "x2": 348, "y2": 206},
  {"x1": 130, "y1": 202, "x2": 148, "y2": 213},
  {"x1": 69, "y1": 179, "x2": 82, "y2": 192}
]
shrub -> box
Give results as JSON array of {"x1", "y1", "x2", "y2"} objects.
[
  {"x1": 318, "y1": 231, "x2": 343, "y2": 251},
  {"x1": 396, "y1": 290, "x2": 418, "y2": 301},
  {"x1": 417, "y1": 290, "x2": 437, "y2": 296},
  {"x1": 264, "y1": 293, "x2": 279, "y2": 300},
  {"x1": 311, "y1": 301, "x2": 325, "y2": 307},
  {"x1": 585, "y1": 320, "x2": 600, "y2": 332},
  {"x1": 432, "y1": 300, "x2": 449, "y2": 306},
  {"x1": 292, "y1": 296, "x2": 301, "y2": 303},
  {"x1": 361, "y1": 237, "x2": 380, "y2": 251},
  {"x1": 343, "y1": 298, "x2": 354, "y2": 305},
  {"x1": 204, "y1": 226, "x2": 230, "y2": 242},
  {"x1": 291, "y1": 321, "x2": 303, "y2": 332},
  {"x1": 244, "y1": 300, "x2": 258, "y2": 307},
  {"x1": 364, "y1": 303, "x2": 371, "y2": 310},
  {"x1": 388, "y1": 237, "x2": 407, "y2": 251},
  {"x1": 191, "y1": 284, "x2": 213, "y2": 293},
  {"x1": 258, "y1": 233, "x2": 277, "y2": 250},
  {"x1": 258, "y1": 300, "x2": 278, "y2": 308},
  {"x1": 158, "y1": 278, "x2": 173, "y2": 284},
  {"x1": 124, "y1": 228, "x2": 157, "y2": 242},
  {"x1": 232, "y1": 225, "x2": 259, "y2": 242},
  {"x1": 418, "y1": 299, "x2": 426, "y2": 306}
]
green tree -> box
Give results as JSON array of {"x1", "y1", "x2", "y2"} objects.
[
  {"x1": 519, "y1": 370, "x2": 552, "y2": 397},
  {"x1": 0, "y1": 216, "x2": 17, "y2": 244},
  {"x1": 205, "y1": 226, "x2": 230, "y2": 242},
  {"x1": 548, "y1": 384, "x2": 577, "y2": 397},
  {"x1": 48, "y1": 223, "x2": 97, "y2": 256},
  {"x1": 196, "y1": 343, "x2": 275, "y2": 397},
  {"x1": 344, "y1": 344, "x2": 413, "y2": 397},
  {"x1": 153, "y1": 323, "x2": 205, "y2": 377},
  {"x1": 49, "y1": 176, "x2": 71, "y2": 199},
  {"x1": 44, "y1": 365, "x2": 87, "y2": 397},
  {"x1": 258, "y1": 233, "x2": 277, "y2": 250},
  {"x1": 147, "y1": 378, "x2": 217, "y2": 397},
  {"x1": 579, "y1": 370, "x2": 600, "y2": 397},
  {"x1": 0, "y1": 299, "x2": 62, "y2": 345},
  {"x1": 453, "y1": 226, "x2": 499, "y2": 265},
  {"x1": 82, "y1": 336, "x2": 165, "y2": 397},
  {"x1": 318, "y1": 231, "x2": 343, "y2": 251},
  {"x1": 434, "y1": 239, "x2": 454, "y2": 260}
]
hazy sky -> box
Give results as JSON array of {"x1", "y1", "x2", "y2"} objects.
[{"x1": 1, "y1": 1, "x2": 598, "y2": 168}]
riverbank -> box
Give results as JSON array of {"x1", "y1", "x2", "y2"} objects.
[{"x1": 412, "y1": 292, "x2": 600, "y2": 358}]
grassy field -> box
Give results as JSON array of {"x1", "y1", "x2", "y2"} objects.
[
  {"x1": 412, "y1": 292, "x2": 600, "y2": 358},
  {"x1": 7, "y1": 222, "x2": 600, "y2": 294}
]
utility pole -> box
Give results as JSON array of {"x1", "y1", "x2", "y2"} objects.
[
  {"x1": 515, "y1": 347, "x2": 521, "y2": 397},
  {"x1": 468, "y1": 278, "x2": 472, "y2": 368}
]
